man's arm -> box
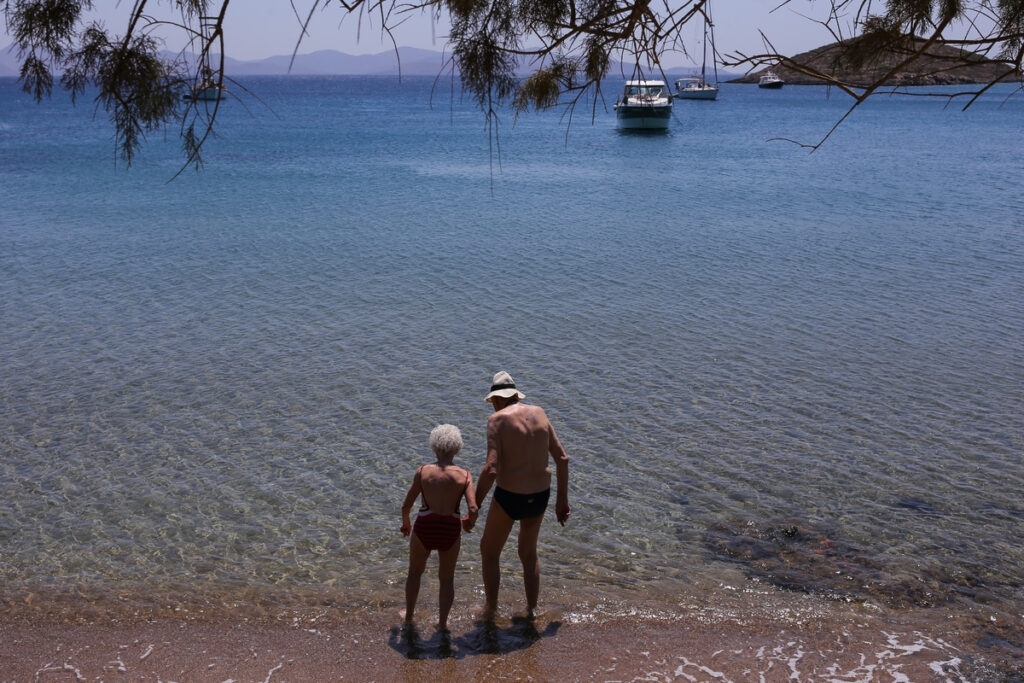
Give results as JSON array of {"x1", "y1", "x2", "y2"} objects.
[
  {"x1": 549, "y1": 424, "x2": 570, "y2": 526},
  {"x1": 475, "y1": 415, "x2": 501, "y2": 507}
]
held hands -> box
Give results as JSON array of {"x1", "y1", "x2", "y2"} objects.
[{"x1": 462, "y1": 510, "x2": 478, "y2": 532}]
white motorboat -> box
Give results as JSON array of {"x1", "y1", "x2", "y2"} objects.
[
  {"x1": 614, "y1": 80, "x2": 672, "y2": 130},
  {"x1": 758, "y1": 70, "x2": 785, "y2": 89}
]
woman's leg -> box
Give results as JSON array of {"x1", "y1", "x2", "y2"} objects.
[
  {"x1": 436, "y1": 537, "x2": 461, "y2": 631},
  {"x1": 404, "y1": 534, "x2": 429, "y2": 624}
]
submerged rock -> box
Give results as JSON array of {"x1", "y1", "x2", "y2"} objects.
[{"x1": 703, "y1": 517, "x2": 990, "y2": 609}]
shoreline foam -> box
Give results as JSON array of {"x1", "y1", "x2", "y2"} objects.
[{"x1": 4, "y1": 598, "x2": 1022, "y2": 681}]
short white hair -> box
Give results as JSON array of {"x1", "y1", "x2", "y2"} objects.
[{"x1": 429, "y1": 424, "x2": 463, "y2": 458}]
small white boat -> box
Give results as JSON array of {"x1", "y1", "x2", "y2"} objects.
[
  {"x1": 614, "y1": 80, "x2": 672, "y2": 130},
  {"x1": 675, "y1": 77, "x2": 719, "y2": 100},
  {"x1": 185, "y1": 79, "x2": 223, "y2": 102},
  {"x1": 675, "y1": 4, "x2": 719, "y2": 101},
  {"x1": 185, "y1": 20, "x2": 225, "y2": 102},
  {"x1": 758, "y1": 71, "x2": 785, "y2": 89}
]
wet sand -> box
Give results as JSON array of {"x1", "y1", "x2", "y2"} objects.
[{"x1": 5, "y1": 605, "x2": 1021, "y2": 681}]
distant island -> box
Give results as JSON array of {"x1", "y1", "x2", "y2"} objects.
[{"x1": 729, "y1": 38, "x2": 1017, "y2": 86}]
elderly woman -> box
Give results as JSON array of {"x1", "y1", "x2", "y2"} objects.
[{"x1": 400, "y1": 424, "x2": 478, "y2": 632}]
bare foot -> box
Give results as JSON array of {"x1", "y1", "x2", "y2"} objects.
[
  {"x1": 510, "y1": 607, "x2": 537, "y2": 622},
  {"x1": 476, "y1": 604, "x2": 497, "y2": 623}
]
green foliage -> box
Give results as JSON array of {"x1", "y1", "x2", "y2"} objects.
[
  {"x1": 583, "y1": 37, "x2": 610, "y2": 81},
  {"x1": 516, "y1": 0, "x2": 570, "y2": 36},
  {"x1": 845, "y1": 15, "x2": 910, "y2": 70},
  {"x1": 444, "y1": 0, "x2": 488, "y2": 22},
  {"x1": 997, "y1": 0, "x2": 1024, "y2": 54},
  {"x1": 513, "y1": 67, "x2": 562, "y2": 111},
  {"x1": 452, "y1": 32, "x2": 519, "y2": 108},
  {"x1": 18, "y1": 52, "x2": 53, "y2": 99},
  {"x1": 8, "y1": 0, "x2": 84, "y2": 60},
  {"x1": 9, "y1": 0, "x2": 87, "y2": 98},
  {"x1": 94, "y1": 35, "x2": 183, "y2": 164}
]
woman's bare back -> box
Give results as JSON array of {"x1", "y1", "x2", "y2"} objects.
[{"x1": 418, "y1": 463, "x2": 470, "y2": 517}]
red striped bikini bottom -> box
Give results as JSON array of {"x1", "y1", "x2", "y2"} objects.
[{"x1": 412, "y1": 510, "x2": 462, "y2": 551}]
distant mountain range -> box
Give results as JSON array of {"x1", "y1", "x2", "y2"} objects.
[
  {"x1": 2, "y1": 42, "x2": 733, "y2": 79},
  {"x1": 0, "y1": 43, "x2": 451, "y2": 77},
  {"x1": 193, "y1": 47, "x2": 460, "y2": 76},
  {"x1": 7, "y1": 39, "x2": 1014, "y2": 84}
]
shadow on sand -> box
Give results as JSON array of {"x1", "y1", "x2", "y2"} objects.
[{"x1": 388, "y1": 615, "x2": 561, "y2": 660}]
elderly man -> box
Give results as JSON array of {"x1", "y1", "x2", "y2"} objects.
[{"x1": 471, "y1": 370, "x2": 570, "y2": 619}]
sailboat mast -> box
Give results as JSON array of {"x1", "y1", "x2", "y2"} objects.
[
  {"x1": 706, "y1": 3, "x2": 718, "y2": 85},
  {"x1": 701, "y1": 21, "x2": 707, "y2": 82}
]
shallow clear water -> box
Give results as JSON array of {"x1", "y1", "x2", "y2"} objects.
[{"x1": 1, "y1": 76, "x2": 1022, "y2": 623}]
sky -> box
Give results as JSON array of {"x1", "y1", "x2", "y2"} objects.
[{"x1": 3, "y1": 1, "x2": 845, "y2": 66}]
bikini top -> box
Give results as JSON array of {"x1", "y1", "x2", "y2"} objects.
[{"x1": 418, "y1": 463, "x2": 469, "y2": 514}]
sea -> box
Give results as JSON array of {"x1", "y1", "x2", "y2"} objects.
[{"x1": 2, "y1": 75, "x2": 1022, "y2": 676}]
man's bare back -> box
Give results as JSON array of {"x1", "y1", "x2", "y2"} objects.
[{"x1": 487, "y1": 402, "x2": 557, "y2": 495}]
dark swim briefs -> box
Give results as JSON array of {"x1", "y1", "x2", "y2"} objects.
[
  {"x1": 412, "y1": 511, "x2": 462, "y2": 552},
  {"x1": 494, "y1": 486, "x2": 550, "y2": 521}
]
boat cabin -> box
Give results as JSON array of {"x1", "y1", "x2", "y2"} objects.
[{"x1": 623, "y1": 80, "x2": 668, "y2": 100}]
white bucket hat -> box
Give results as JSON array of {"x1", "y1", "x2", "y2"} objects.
[{"x1": 484, "y1": 370, "x2": 526, "y2": 402}]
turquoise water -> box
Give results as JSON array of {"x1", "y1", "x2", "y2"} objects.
[{"x1": 1, "y1": 76, "x2": 1022, "y2": 626}]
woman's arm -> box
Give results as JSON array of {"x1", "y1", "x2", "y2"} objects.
[
  {"x1": 462, "y1": 470, "x2": 479, "y2": 531},
  {"x1": 400, "y1": 467, "x2": 422, "y2": 536}
]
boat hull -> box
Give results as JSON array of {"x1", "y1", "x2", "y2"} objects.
[
  {"x1": 758, "y1": 81, "x2": 784, "y2": 89},
  {"x1": 615, "y1": 105, "x2": 672, "y2": 129},
  {"x1": 187, "y1": 86, "x2": 223, "y2": 101},
  {"x1": 675, "y1": 86, "x2": 719, "y2": 101}
]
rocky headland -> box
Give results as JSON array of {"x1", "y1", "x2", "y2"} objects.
[{"x1": 730, "y1": 38, "x2": 1018, "y2": 86}]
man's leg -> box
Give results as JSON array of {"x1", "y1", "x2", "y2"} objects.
[
  {"x1": 479, "y1": 501, "x2": 514, "y2": 619},
  {"x1": 517, "y1": 514, "x2": 544, "y2": 614}
]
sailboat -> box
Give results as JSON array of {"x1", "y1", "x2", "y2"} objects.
[
  {"x1": 674, "y1": 4, "x2": 719, "y2": 100},
  {"x1": 185, "y1": 66, "x2": 222, "y2": 101},
  {"x1": 184, "y1": 16, "x2": 225, "y2": 102}
]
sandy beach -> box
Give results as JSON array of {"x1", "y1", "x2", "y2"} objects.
[{"x1": 5, "y1": 601, "x2": 1022, "y2": 681}]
